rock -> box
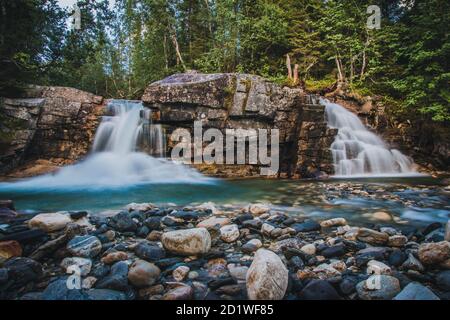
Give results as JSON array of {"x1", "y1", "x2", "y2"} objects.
[
  {"x1": 173, "y1": 266, "x2": 190, "y2": 281},
  {"x1": 82, "y1": 276, "x2": 97, "y2": 289},
  {"x1": 128, "y1": 259, "x2": 161, "y2": 287},
  {"x1": 228, "y1": 264, "x2": 248, "y2": 282},
  {"x1": 321, "y1": 245, "x2": 346, "y2": 258},
  {"x1": 388, "y1": 235, "x2": 408, "y2": 247},
  {"x1": 161, "y1": 228, "x2": 211, "y2": 255},
  {"x1": 195, "y1": 202, "x2": 220, "y2": 215},
  {"x1": 220, "y1": 224, "x2": 240, "y2": 243},
  {"x1": 356, "y1": 275, "x2": 401, "y2": 300},
  {"x1": 320, "y1": 218, "x2": 347, "y2": 228},
  {"x1": 435, "y1": 270, "x2": 450, "y2": 291},
  {"x1": 401, "y1": 253, "x2": 424, "y2": 272},
  {"x1": 42, "y1": 279, "x2": 87, "y2": 300},
  {"x1": 96, "y1": 261, "x2": 129, "y2": 291},
  {"x1": 301, "y1": 244, "x2": 316, "y2": 255},
  {"x1": 249, "y1": 204, "x2": 270, "y2": 216},
  {"x1": 261, "y1": 223, "x2": 276, "y2": 236},
  {"x1": 418, "y1": 241, "x2": 450, "y2": 265},
  {"x1": 60, "y1": 257, "x2": 92, "y2": 276},
  {"x1": 299, "y1": 280, "x2": 342, "y2": 300},
  {"x1": 0, "y1": 268, "x2": 8, "y2": 284},
  {"x1": 197, "y1": 217, "x2": 230, "y2": 229},
  {"x1": 108, "y1": 211, "x2": 138, "y2": 232},
  {"x1": 246, "y1": 248, "x2": 288, "y2": 300},
  {"x1": 242, "y1": 239, "x2": 262, "y2": 253},
  {"x1": 356, "y1": 228, "x2": 389, "y2": 245},
  {"x1": 372, "y1": 211, "x2": 392, "y2": 221},
  {"x1": 86, "y1": 289, "x2": 127, "y2": 300},
  {"x1": 66, "y1": 235, "x2": 102, "y2": 258},
  {"x1": 143, "y1": 217, "x2": 162, "y2": 230},
  {"x1": 162, "y1": 285, "x2": 194, "y2": 300},
  {"x1": 101, "y1": 251, "x2": 128, "y2": 264},
  {"x1": 367, "y1": 260, "x2": 391, "y2": 275},
  {"x1": 291, "y1": 220, "x2": 321, "y2": 233},
  {"x1": 389, "y1": 249, "x2": 407, "y2": 267},
  {"x1": 125, "y1": 202, "x2": 155, "y2": 212},
  {"x1": 394, "y1": 282, "x2": 440, "y2": 300},
  {"x1": 289, "y1": 256, "x2": 305, "y2": 270},
  {"x1": 134, "y1": 242, "x2": 166, "y2": 261},
  {"x1": 312, "y1": 263, "x2": 341, "y2": 278},
  {"x1": 3, "y1": 257, "x2": 43, "y2": 287},
  {"x1": 0, "y1": 240, "x2": 22, "y2": 262},
  {"x1": 28, "y1": 213, "x2": 71, "y2": 232},
  {"x1": 146, "y1": 230, "x2": 163, "y2": 241}
]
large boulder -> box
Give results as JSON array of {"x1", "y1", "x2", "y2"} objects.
[
  {"x1": 246, "y1": 249, "x2": 288, "y2": 300},
  {"x1": 161, "y1": 228, "x2": 211, "y2": 255}
]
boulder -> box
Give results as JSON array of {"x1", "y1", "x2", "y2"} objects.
[
  {"x1": 246, "y1": 249, "x2": 288, "y2": 300},
  {"x1": 161, "y1": 228, "x2": 211, "y2": 255},
  {"x1": 28, "y1": 213, "x2": 71, "y2": 232}
]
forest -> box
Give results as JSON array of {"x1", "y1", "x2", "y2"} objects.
[{"x1": 0, "y1": 0, "x2": 448, "y2": 122}]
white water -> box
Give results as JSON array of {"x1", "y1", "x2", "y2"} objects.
[
  {"x1": 322, "y1": 98, "x2": 419, "y2": 177},
  {"x1": 1, "y1": 100, "x2": 209, "y2": 189}
]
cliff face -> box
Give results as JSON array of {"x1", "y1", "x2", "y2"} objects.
[
  {"x1": 0, "y1": 86, "x2": 104, "y2": 177},
  {"x1": 142, "y1": 72, "x2": 337, "y2": 178}
]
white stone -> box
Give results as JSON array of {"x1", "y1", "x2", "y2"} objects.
[
  {"x1": 161, "y1": 228, "x2": 211, "y2": 255},
  {"x1": 246, "y1": 248, "x2": 288, "y2": 300},
  {"x1": 367, "y1": 260, "x2": 392, "y2": 275},
  {"x1": 173, "y1": 266, "x2": 190, "y2": 281},
  {"x1": 28, "y1": 213, "x2": 71, "y2": 232},
  {"x1": 220, "y1": 224, "x2": 240, "y2": 243},
  {"x1": 196, "y1": 202, "x2": 221, "y2": 215},
  {"x1": 300, "y1": 244, "x2": 316, "y2": 255},
  {"x1": 248, "y1": 204, "x2": 270, "y2": 216},
  {"x1": 60, "y1": 257, "x2": 92, "y2": 276},
  {"x1": 320, "y1": 218, "x2": 347, "y2": 228},
  {"x1": 261, "y1": 223, "x2": 275, "y2": 236},
  {"x1": 197, "y1": 217, "x2": 230, "y2": 229}
]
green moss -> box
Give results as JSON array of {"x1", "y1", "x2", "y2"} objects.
[
  {"x1": 223, "y1": 75, "x2": 237, "y2": 112},
  {"x1": 305, "y1": 77, "x2": 336, "y2": 92}
]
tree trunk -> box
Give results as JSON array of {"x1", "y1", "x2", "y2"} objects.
[
  {"x1": 293, "y1": 64, "x2": 299, "y2": 85},
  {"x1": 171, "y1": 29, "x2": 187, "y2": 71},
  {"x1": 286, "y1": 54, "x2": 292, "y2": 79}
]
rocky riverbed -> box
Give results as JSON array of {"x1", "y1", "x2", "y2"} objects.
[{"x1": 0, "y1": 200, "x2": 449, "y2": 300}]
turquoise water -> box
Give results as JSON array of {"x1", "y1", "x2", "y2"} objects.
[{"x1": 1, "y1": 176, "x2": 448, "y2": 226}]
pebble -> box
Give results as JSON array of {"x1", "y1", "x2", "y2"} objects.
[
  {"x1": 299, "y1": 280, "x2": 342, "y2": 300},
  {"x1": 401, "y1": 253, "x2": 424, "y2": 272},
  {"x1": 101, "y1": 251, "x2": 128, "y2": 264},
  {"x1": 0, "y1": 240, "x2": 22, "y2": 263},
  {"x1": 300, "y1": 244, "x2": 316, "y2": 255},
  {"x1": 394, "y1": 282, "x2": 440, "y2": 300},
  {"x1": 356, "y1": 228, "x2": 389, "y2": 245},
  {"x1": 291, "y1": 220, "x2": 321, "y2": 233},
  {"x1": 367, "y1": 260, "x2": 391, "y2": 275},
  {"x1": 173, "y1": 266, "x2": 190, "y2": 281},
  {"x1": 261, "y1": 223, "x2": 275, "y2": 236},
  {"x1": 28, "y1": 213, "x2": 71, "y2": 232},
  {"x1": 162, "y1": 285, "x2": 194, "y2": 300},
  {"x1": 197, "y1": 217, "x2": 230, "y2": 229},
  {"x1": 388, "y1": 235, "x2": 408, "y2": 247},
  {"x1": 220, "y1": 224, "x2": 240, "y2": 243},
  {"x1": 134, "y1": 242, "x2": 166, "y2": 261},
  {"x1": 108, "y1": 211, "x2": 138, "y2": 232},
  {"x1": 161, "y1": 228, "x2": 211, "y2": 255},
  {"x1": 60, "y1": 257, "x2": 92, "y2": 276},
  {"x1": 242, "y1": 239, "x2": 262, "y2": 253},
  {"x1": 418, "y1": 241, "x2": 450, "y2": 265},
  {"x1": 128, "y1": 259, "x2": 161, "y2": 287},
  {"x1": 246, "y1": 248, "x2": 288, "y2": 300},
  {"x1": 372, "y1": 211, "x2": 392, "y2": 221},
  {"x1": 66, "y1": 235, "x2": 102, "y2": 258},
  {"x1": 321, "y1": 244, "x2": 346, "y2": 258},
  {"x1": 320, "y1": 218, "x2": 347, "y2": 228},
  {"x1": 96, "y1": 261, "x2": 129, "y2": 291},
  {"x1": 356, "y1": 275, "x2": 401, "y2": 300},
  {"x1": 248, "y1": 204, "x2": 270, "y2": 216}
]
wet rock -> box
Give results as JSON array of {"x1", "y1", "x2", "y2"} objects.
[
  {"x1": 388, "y1": 235, "x2": 408, "y2": 247},
  {"x1": 108, "y1": 211, "x2": 138, "y2": 232},
  {"x1": 128, "y1": 259, "x2": 161, "y2": 287},
  {"x1": 228, "y1": 264, "x2": 248, "y2": 282},
  {"x1": 389, "y1": 249, "x2": 407, "y2": 267},
  {"x1": 291, "y1": 220, "x2": 321, "y2": 233},
  {"x1": 66, "y1": 235, "x2": 102, "y2": 258},
  {"x1": 42, "y1": 279, "x2": 87, "y2": 300},
  {"x1": 445, "y1": 221, "x2": 450, "y2": 241},
  {"x1": 355, "y1": 247, "x2": 388, "y2": 267},
  {"x1": 299, "y1": 280, "x2": 342, "y2": 300},
  {"x1": 249, "y1": 204, "x2": 270, "y2": 216},
  {"x1": 28, "y1": 213, "x2": 71, "y2": 233},
  {"x1": 261, "y1": 223, "x2": 276, "y2": 236},
  {"x1": 96, "y1": 261, "x2": 129, "y2": 291},
  {"x1": 125, "y1": 203, "x2": 155, "y2": 212},
  {"x1": 235, "y1": 213, "x2": 254, "y2": 224},
  {"x1": 394, "y1": 282, "x2": 440, "y2": 300},
  {"x1": 242, "y1": 219, "x2": 262, "y2": 230},
  {"x1": 60, "y1": 257, "x2": 92, "y2": 276},
  {"x1": 372, "y1": 211, "x2": 392, "y2": 221},
  {"x1": 173, "y1": 265, "x2": 190, "y2": 281},
  {"x1": 418, "y1": 241, "x2": 450, "y2": 265},
  {"x1": 101, "y1": 251, "x2": 128, "y2": 265},
  {"x1": 86, "y1": 289, "x2": 127, "y2": 300},
  {"x1": 161, "y1": 228, "x2": 211, "y2": 255},
  {"x1": 367, "y1": 260, "x2": 391, "y2": 275},
  {"x1": 246, "y1": 248, "x2": 288, "y2": 300},
  {"x1": 320, "y1": 218, "x2": 347, "y2": 228},
  {"x1": 435, "y1": 270, "x2": 450, "y2": 291},
  {"x1": 134, "y1": 241, "x2": 166, "y2": 261},
  {"x1": 242, "y1": 239, "x2": 262, "y2": 253},
  {"x1": 356, "y1": 275, "x2": 401, "y2": 300},
  {"x1": 3, "y1": 257, "x2": 43, "y2": 287},
  {"x1": 289, "y1": 255, "x2": 305, "y2": 270},
  {"x1": 0, "y1": 240, "x2": 22, "y2": 262},
  {"x1": 197, "y1": 217, "x2": 230, "y2": 229},
  {"x1": 0, "y1": 268, "x2": 8, "y2": 284},
  {"x1": 401, "y1": 253, "x2": 424, "y2": 272},
  {"x1": 220, "y1": 224, "x2": 240, "y2": 243},
  {"x1": 82, "y1": 276, "x2": 97, "y2": 289},
  {"x1": 321, "y1": 244, "x2": 346, "y2": 258},
  {"x1": 356, "y1": 228, "x2": 389, "y2": 245},
  {"x1": 143, "y1": 217, "x2": 162, "y2": 230},
  {"x1": 162, "y1": 285, "x2": 193, "y2": 300}
]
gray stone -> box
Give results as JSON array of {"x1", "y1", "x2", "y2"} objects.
[
  {"x1": 356, "y1": 275, "x2": 401, "y2": 300},
  {"x1": 66, "y1": 235, "x2": 102, "y2": 258},
  {"x1": 394, "y1": 282, "x2": 440, "y2": 300}
]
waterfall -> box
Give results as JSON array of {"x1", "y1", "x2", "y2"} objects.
[
  {"x1": 2, "y1": 100, "x2": 208, "y2": 189},
  {"x1": 322, "y1": 98, "x2": 417, "y2": 177}
]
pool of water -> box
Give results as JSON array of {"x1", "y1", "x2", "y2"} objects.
[{"x1": 1, "y1": 176, "x2": 448, "y2": 226}]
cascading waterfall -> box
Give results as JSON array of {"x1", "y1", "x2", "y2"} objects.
[
  {"x1": 1, "y1": 100, "x2": 208, "y2": 189},
  {"x1": 322, "y1": 98, "x2": 417, "y2": 177}
]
